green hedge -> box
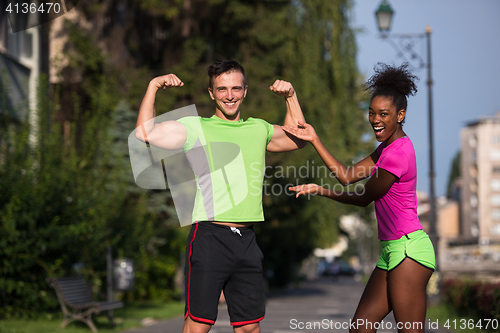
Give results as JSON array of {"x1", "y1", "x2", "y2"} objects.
[
  {"x1": 0, "y1": 75, "x2": 186, "y2": 318},
  {"x1": 442, "y1": 278, "x2": 500, "y2": 328}
]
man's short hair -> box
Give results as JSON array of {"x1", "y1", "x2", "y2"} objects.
[{"x1": 208, "y1": 60, "x2": 247, "y2": 89}]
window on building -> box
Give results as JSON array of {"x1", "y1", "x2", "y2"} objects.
[
  {"x1": 493, "y1": 166, "x2": 500, "y2": 174},
  {"x1": 470, "y1": 166, "x2": 477, "y2": 178},
  {"x1": 471, "y1": 195, "x2": 478, "y2": 208},
  {"x1": 491, "y1": 150, "x2": 500, "y2": 161},
  {"x1": 492, "y1": 179, "x2": 500, "y2": 192},
  {"x1": 491, "y1": 194, "x2": 500, "y2": 206},
  {"x1": 492, "y1": 223, "x2": 500, "y2": 236},
  {"x1": 469, "y1": 135, "x2": 477, "y2": 148},
  {"x1": 4, "y1": 11, "x2": 32, "y2": 59},
  {"x1": 492, "y1": 209, "x2": 500, "y2": 221},
  {"x1": 493, "y1": 135, "x2": 500, "y2": 144},
  {"x1": 0, "y1": 17, "x2": 3, "y2": 49},
  {"x1": 0, "y1": 2, "x2": 7, "y2": 50}
]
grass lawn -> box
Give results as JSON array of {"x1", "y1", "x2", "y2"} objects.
[
  {"x1": 427, "y1": 303, "x2": 497, "y2": 333},
  {"x1": 0, "y1": 301, "x2": 184, "y2": 333}
]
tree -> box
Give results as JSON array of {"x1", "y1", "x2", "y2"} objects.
[
  {"x1": 0, "y1": 75, "x2": 128, "y2": 316},
  {"x1": 447, "y1": 151, "x2": 461, "y2": 199},
  {"x1": 80, "y1": 0, "x2": 374, "y2": 286},
  {"x1": 1, "y1": 0, "x2": 374, "y2": 317},
  {"x1": 57, "y1": 0, "x2": 374, "y2": 287}
]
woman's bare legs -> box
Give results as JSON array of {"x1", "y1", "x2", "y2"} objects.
[
  {"x1": 350, "y1": 267, "x2": 391, "y2": 333},
  {"x1": 388, "y1": 259, "x2": 433, "y2": 333},
  {"x1": 350, "y1": 259, "x2": 433, "y2": 333}
]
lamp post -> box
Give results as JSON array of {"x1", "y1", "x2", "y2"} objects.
[
  {"x1": 375, "y1": 0, "x2": 394, "y2": 36},
  {"x1": 374, "y1": 1, "x2": 439, "y2": 273}
]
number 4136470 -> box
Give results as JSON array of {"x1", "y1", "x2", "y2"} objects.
[
  {"x1": 5, "y1": 3, "x2": 62, "y2": 14},
  {"x1": 444, "y1": 319, "x2": 498, "y2": 330}
]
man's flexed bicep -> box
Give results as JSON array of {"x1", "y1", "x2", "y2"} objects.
[
  {"x1": 266, "y1": 79, "x2": 307, "y2": 152},
  {"x1": 136, "y1": 120, "x2": 187, "y2": 150},
  {"x1": 266, "y1": 125, "x2": 304, "y2": 152},
  {"x1": 135, "y1": 74, "x2": 186, "y2": 149}
]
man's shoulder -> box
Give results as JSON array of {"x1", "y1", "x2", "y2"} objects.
[
  {"x1": 245, "y1": 117, "x2": 273, "y2": 127},
  {"x1": 176, "y1": 115, "x2": 201, "y2": 124}
]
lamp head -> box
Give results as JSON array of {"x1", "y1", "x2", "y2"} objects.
[{"x1": 375, "y1": 0, "x2": 394, "y2": 34}]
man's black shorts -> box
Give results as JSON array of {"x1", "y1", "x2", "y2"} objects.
[{"x1": 184, "y1": 222, "x2": 266, "y2": 326}]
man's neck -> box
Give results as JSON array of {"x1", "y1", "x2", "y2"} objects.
[{"x1": 214, "y1": 109, "x2": 241, "y2": 121}]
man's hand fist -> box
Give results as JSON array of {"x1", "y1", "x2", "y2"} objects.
[
  {"x1": 269, "y1": 80, "x2": 295, "y2": 98},
  {"x1": 151, "y1": 74, "x2": 184, "y2": 89}
]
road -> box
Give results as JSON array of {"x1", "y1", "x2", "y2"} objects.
[{"x1": 123, "y1": 276, "x2": 449, "y2": 333}]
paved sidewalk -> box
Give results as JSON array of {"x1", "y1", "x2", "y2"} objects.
[{"x1": 122, "y1": 276, "x2": 448, "y2": 333}]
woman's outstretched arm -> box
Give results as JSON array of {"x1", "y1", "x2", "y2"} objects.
[
  {"x1": 282, "y1": 121, "x2": 378, "y2": 185},
  {"x1": 289, "y1": 167, "x2": 397, "y2": 207}
]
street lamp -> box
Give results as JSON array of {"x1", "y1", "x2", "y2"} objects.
[
  {"x1": 375, "y1": 0, "x2": 394, "y2": 35},
  {"x1": 374, "y1": 1, "x2": 439, "y2": 274}
]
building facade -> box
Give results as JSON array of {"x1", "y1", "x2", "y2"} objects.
[
  {"x1": 460, "y1": 111, "x2": 500, "y2": 244},
  {"x1": 0, "y1": 2, "x2": 50, "y2": 150}
]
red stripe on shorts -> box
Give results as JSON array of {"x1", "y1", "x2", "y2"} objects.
[
  {"x1": 231, "y1": 315, "x2": 265, "y2": 326},
  {"x1": 185, "y1": 223, "x2": 216, "y2": 325}
]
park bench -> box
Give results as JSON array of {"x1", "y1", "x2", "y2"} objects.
[{"x1": 47, "y1": 277, "x2": 123, "y2": 332}]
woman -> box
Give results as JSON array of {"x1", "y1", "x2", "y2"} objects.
[{"x1": 283, "y1": 63, "x2": 435, "y2": 333}]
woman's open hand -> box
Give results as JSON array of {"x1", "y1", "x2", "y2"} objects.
[
  {"x1": 282, "y1": 121, "x2": 318, "y2": 143},
  {"x1": 288, "y1": 183, "x2": 324, "y2": 198}
]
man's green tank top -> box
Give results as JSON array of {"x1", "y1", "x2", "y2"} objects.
[{"x1": 176, "y1": 115, "x2": 274, "y2": 223}]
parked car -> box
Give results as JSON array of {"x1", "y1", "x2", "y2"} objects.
[{"x1": 321, "y1": 260, "x2": 356, "y2": 276}]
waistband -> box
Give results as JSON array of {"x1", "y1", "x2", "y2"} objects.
[
  {"x1": 195, "y1": 221, "x2": 255, "y2": 236},
  {"x1": 380, "y1": 229, "x2": 426, "y2": 245}
]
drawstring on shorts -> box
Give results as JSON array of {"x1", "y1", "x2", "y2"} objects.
[{"x1": 230, "y1": 227, "x2": 242, "y2": 237}]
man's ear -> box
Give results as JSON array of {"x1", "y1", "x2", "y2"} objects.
[
  {"x1": 208, "y1": 88, "x2": 215, "y2": 100},
  {"x1": 243, "y1": 85, "x2": 248, "y2": 98}
]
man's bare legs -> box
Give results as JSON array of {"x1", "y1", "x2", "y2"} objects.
[
  {"x1": 350, "y1": 259, "x2": 433, "y2": 333},
  {"x1": 182, "y1": 317, "x2": 211, "y2": 333},
  {"x1": 234, "y1": 323, "x2": 260, "y2": 333}
]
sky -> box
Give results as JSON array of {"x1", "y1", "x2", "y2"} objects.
[{"x1": 351, "y1": 0, "x2": 500, "y2": 198}]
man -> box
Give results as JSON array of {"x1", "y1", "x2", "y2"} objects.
[{"x1": 135, "y1": 60, "x2": 305, "y2": 333}]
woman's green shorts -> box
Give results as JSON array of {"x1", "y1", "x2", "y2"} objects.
[{"x1": 376, "y1": 229, "x2": 436, "y2": 271}]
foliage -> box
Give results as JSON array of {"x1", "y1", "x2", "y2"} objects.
[
  {"x1": 427, "y1": 303, "x2": 485, "y2": 333},
  {"x1": 54, "y1": 18, "x2": 189, "y2": 304},
  {"x1": 0, "y1": 77, "x2": 185, "y2": 317},
  {"x1": 0, "y1": 301, "x2": 183, "y2": 333},
  {"x1": 0, "y1": 76, "x2": 120, "y2": 317},
  {"x1": 87, "y1": 0, "x2": 374, "y2": 287},
  {"x1": 442, "y1": 278, "x2": 500, "y2": 330},
  {"x1": 93, "y1": 0, "x2": 373, "y2": 288},
  {"x1": 241, "y1": 0, "x2": 374, "y2": 286},
  {"x1": 1, "y1": 0, "x2": 373, "y2": 318},
  {"x1": 142, "y1": 0, "x2": 373, "y2": 286},
  {"x1": 0, "y1": 22, "x2": 185, "y2": 318},
  {"x1": 446, "y1": 151, "x2": 460, "y2": 199}
]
